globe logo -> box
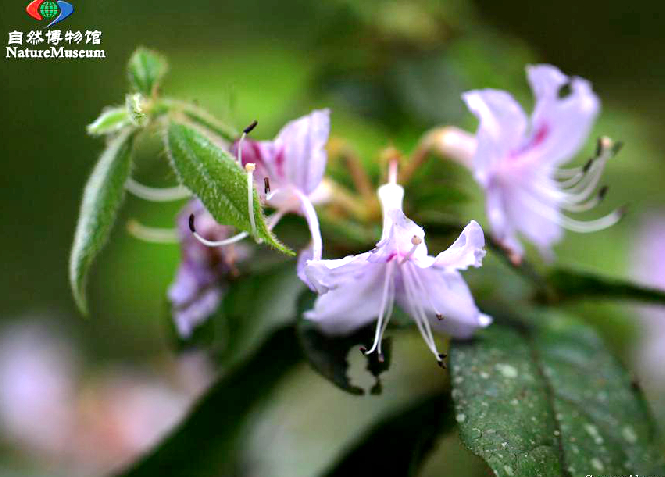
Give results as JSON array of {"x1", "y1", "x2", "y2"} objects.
[
  {"x1": 26, "y1": 0, "x2": 74, "y2": 28},
  {"x1": 38, "y1": 1, "x2": 59, "y2": 19}
]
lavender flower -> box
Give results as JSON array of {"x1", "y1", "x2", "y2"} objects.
[
  {"x1": 233, "y1": 109, "x2": 330, "y2": 284},
  {"x1": 304, "y1": 170, "x2": 491, "y2": 365},
  {"x1": 463, "y1": 64, "x2": 622, "y2": 258},
  {"x1": 168, "y1": 199, "x2": 249, "y2": 337}
]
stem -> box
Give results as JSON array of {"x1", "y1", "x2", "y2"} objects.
[
  {"x1": 158, "y1": 98, "x2": 239, "y2": 142},
  {"x1": 327, "y1": 138, "x2": 374, "y2": 199},
  {"x1": 400, "y1": 126, "x2": 476, "y2": 184}
]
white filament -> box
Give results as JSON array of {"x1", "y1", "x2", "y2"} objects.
[
  {"x1": 192, "y1": 230, "x2": 249, "y2": 247},
  {"x1": 365, "y1": 261, "x2": 395, "y2": 356},
  {"x1": 245, "y1": 164, "x2": 258, "y2": 240},
  {"x1": 125, "y1": 178, "x2": 190, "y2": 202},
  {"x1": 518, "y1": 192, "x2": 622, "y2": 233},
  {"x1": 126, "y1": 220, "x2": 179, "y2": 243}
]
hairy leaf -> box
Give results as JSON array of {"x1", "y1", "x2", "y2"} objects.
[
  {"x1": 323, "y1": 393, "x2": 453, "y2": 476},
  {"x1": 166, "y1": 120, "x2": 292, "y2": 254},
  {"x1": 70, "y1": 130, "x2": 135, "y2": 314},
  {"x1": 116, "y1": 326, "x2": 301, "y2": 477},
  {"x1": 449, "y1": 313, "x2": 665, "y2": 477},
  {"x1": 127, "y1": 47, "x2": 168, "y2": 96}
]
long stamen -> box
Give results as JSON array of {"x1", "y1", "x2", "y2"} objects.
[
  {"x1": 408, "y1": 262, "x2": 445, "y2": 321},
  {"x1": 187, "y1": 209, "x2": 284, "y2": 248},
  {"x1": 237, "y1": 120, "x2": 258, "y2": 166},
  {"x1": 125, "y1": 178, "x2": 190, "y2": 202},
  {"x1": 401, "y1": 235, "x2": 422, "y2": 264},
  {"x1": 377, "y1": 276, "x2": 395, "y2": 356},
  {"x1": 401, "y1": 265, "x2": 432, "y2": 350},
  {"x1": 245, "y1": 163, "x2": 259, "y2": 240},
  {"x1": 562, "y1": 185, "x2": 608, "y2": 213},
  {"x1": 126, "y1": 219, "x2": 179, "y2": 243},
  {"x1": 406, "y1": 264, "x2": 440, "y2": 356},
  {"x1": 519, "y1": 194, "x2": 625, "y2": 233},
  {"x1": 365, "y1": 261, "x2": 395, "y2": 356},
  {"x1": 556, "y1": 157, "x2": 594, "y2": 188},
  {"x1": 402, "y1": 264, "x2": 440, "y2": 358}
]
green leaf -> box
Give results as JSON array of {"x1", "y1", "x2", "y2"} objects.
[
  {"x1": 323, "y1": 393, "x2": 453, "y2": 476},
  {"x1": 297, "y1": 292, "x2": 392, "y2": 395},
  {"x1": 87, "y1": 106, "x2": 132, "y2": 135},
  {"x1": 70, "y1": 130, "x2": 135, "y2": 315},
  {"x1": 116, "y1": 326, "x2": 301, "y2": 477},
  {"x1": 166, "y1": 120, "x2": 293, "y2": 255},
  {"x1": 449, "y1": 313, "x2": 665, "y2": 477},
  {"x1": 127, "y1": 47, "x2": 168, "y2": 96},
  {"x1": 544, "y1": 267, "x2": 665, "y2": 305}
]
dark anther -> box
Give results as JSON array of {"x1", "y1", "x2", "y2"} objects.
[
  {"x1": 598, "y1": 185, "x2": 609, "y2": 200},
  {"x1": 188, "y1": 214, "x2": 196, "y2": 233},
  {"x1": 359, "y1": 346, "x2": 367, "y2": 355},
  {"x1": 264, "y1": 177, "x2": 271, "y2": 194},
  {"x1": 582, "y1": 158, "x2": 594, "y2": 174},
  {"x1": 617, "y1": 205, "x2": 629, "y2": 218},
  {"x1": 243, "y1": 120, "x2": 258, "y2": 135},
  {"x1": 595, "y1": 137, "x2": 604, "y2": 157},
  {"x1": 435, "y1": 313, "x2": 444, "y2": 320},
  {"x1": 611, "y1": 140, "x2": 624, "y2": 155},
  {"x1": 437, "y1": 353, "x2": 447, "y2": 369}
]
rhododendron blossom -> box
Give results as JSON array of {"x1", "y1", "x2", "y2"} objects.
[
  {"x1": 463, "y1": 64, "x2": 622, "y2": 258},
  {"x1": 304, "y1": 168, "x2": 491, "y2": 365}
]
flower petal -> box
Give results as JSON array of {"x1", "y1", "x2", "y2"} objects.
[
  {"x1": 485, "y1": 182, "x2": 523, "y2": 256},
  {"x1": 304, "y1": 252, "x2": 372, "y2": 295},
  {"x1": 429, "y1": 220, "x2": 486, "y2": 270},
  {"x1": 523, "y1": 64, "x2": 600, "y2": 167},
  {"x1": 397, "y1": 266, "x2": 491, "y2": 339},
  {"x1": 304, "y1": 262, "x2": 388, "y2": 335},
  {"x1": 462, "y1": 89, "x2": 527, "y2": 185},
  {"x1": 275, "y1": 109, "x2": 330, "y2": 195}
]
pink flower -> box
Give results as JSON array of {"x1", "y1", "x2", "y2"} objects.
[
  {"x1": 232, "y1": 109, "x2": 330, "y2": 285},
  {"x1": 463, "y1": 65, "x2": 621, "y2": 258},
  {"x1": 169, "y1": 199, "x2": 250, "y2": 337},
  {"x1": 304, "y1": 177, "x2": 491, "y2": 365}
]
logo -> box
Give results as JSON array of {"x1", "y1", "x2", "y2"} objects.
[{"x1": 26, "y1": 0, "x2": 74, "y2": 28}]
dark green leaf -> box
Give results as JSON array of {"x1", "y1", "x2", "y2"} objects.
[
  {"x1": 70, "y1": 130, "x2": 135, "y2": 315},
  {"x1": 166, "y1": 120, "x2": 293, "y2": 255},
  {"x1": 449, "y1": 313, "x2": 665, "y2": 477},
  {"x1": 297, "y1": 293, "x2": 392, "y2": 395},
  {"x1": 324, "y1": 393, "x2": 453, "y2": 477},
  {"x1": 87, "y1": 106, "x2": 132, "y2": 135},
  {"x1": 544, "y1": 267, "x2": 665, "y2": 305},
  {"x1": 116, "y1": 326, "x2": 301, "y2": 477},
  {"x1": 127, "y1": 47, "x2": 168, "y2": 96}
]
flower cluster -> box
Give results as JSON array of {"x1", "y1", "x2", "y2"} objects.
[{"x1": 130, "y1": 64, "x2": 619, "y2": 365}]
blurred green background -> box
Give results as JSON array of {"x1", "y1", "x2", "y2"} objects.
[{"x1": 1, "y1": 0, "x2": 665, "y2": 475}]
